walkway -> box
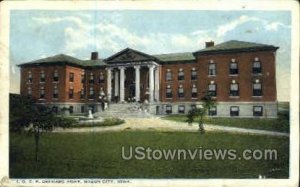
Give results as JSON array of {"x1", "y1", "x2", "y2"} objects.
[{"x1": 53, "y1": 117, "x2": 289, "y2": 137}]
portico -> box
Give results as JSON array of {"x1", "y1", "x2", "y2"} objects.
[{"x1": 104, "y1": 48, "x2": 161, "y2": 103}]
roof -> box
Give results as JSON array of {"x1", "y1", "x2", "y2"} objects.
[
  {"x1": 154, "y1": 52, "x2": 195, "y2": 62},
  {"x1": 18, "y1": 54, "x2": 106, "y2": 67},
  {"x1": 194, "y1": 40, "x2": 279, "y2": 55}
]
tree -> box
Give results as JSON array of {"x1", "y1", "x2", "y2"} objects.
[
  {"x1": 9, "y1": 94, "x2": 75, "y2": 162},
  {"x1": 187, "y1": 91, "x2": 216, "y2": 132}
]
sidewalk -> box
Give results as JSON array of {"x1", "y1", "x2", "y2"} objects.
[{"x1": 53, "y1": 117, "x2": 289, "y2": 137}]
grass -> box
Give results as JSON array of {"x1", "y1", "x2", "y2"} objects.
[
  {"x1": 72, "y1": 118, "x2": 125, "y2": 128},
  {"x1": 10, "y1": 131, "x2": 289, "y2": 178},
  {"x1": 161, "y1": 112, "x2": 289, "y2": 133}
]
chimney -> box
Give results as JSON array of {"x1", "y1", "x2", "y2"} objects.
[
  {"x1": 205, "y1": 41, "x2": 214, "y2": 48},
  {"x1": 91, "y1": 52, "x2": 98, "y2": 60}
]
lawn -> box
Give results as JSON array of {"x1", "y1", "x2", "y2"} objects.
[
  {"x1": 10, "y1": 131, "x2": 289, "y2": 178},
  {"x1": 161, "y1": 113, "x2": 289, "y2": 133}
]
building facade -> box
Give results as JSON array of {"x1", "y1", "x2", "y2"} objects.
[{"x1": 18, "y1": 40, "x2": 279, "y2": 118}]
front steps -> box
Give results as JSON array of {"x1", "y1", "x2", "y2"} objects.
[{"x1": 93, "y1": 103, "x2": 153, "y2": 119}]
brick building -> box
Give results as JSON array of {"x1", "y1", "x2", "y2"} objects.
[{"x1": 18, "y1": 40, "x2": 279, "y2": 118}]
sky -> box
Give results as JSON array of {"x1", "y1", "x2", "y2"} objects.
[{"x1": 9, "y1": 10, "x2": 291, "y2": 101}]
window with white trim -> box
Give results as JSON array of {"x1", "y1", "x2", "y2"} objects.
[
  {"x1": 28, "y1": 71, "x2": 32, "y2": 83},
  {"x1": 178, "y1": 105, "x2": 185, "y2": 114},
  {"x1": 166, "y1": 69, "x2": 172, "y2": 81},
  {"x1": 80, "y1": 88, "x2": 85, "y2": 99},
  {"x1": 166, "y1": 105, "x2": 172, "y2": 114},
  {"x1": 178, "y1": 84, "x2": 184, "y2": 98},
  {"x1": 253, "y1": 106, "x2": 263, "y2": 116},
  {"x1": 89, "y1": 72, "x2": 94, "y2": 84},
  {"x1": 208, "y1": 82, "x2": 217, "y2": 96},
  {"x1": 230, "y1": 106, "x2": 239, "y2": 116},
  {"x1": 27, "y1": 87, "x2": 32, "y2": 96},
  {"x1": 191, "y1": 84, "x2": 197, "y2": 98},
  {"x1": 40, "y1": 70, "x2": 45, "y2": 82},
  {"x1": 178, "y1": 68, "x2": 184, "y2": 81},
  {"x1": 208, "y1": 63, "x2": 216, "y2": 75},
  {"x1": 253, "y1": 57, "x2": 262, "y2": 74},
  {"x1": 230, "y1": 80, "x2": 239, "y2": 96},
  {"x1": 69, "y1": 86, "x2": 74, "y2": 99},
  {"x1": 53, "y1": 85, "x2": 58, "y2": 98},
  {"x1": 208, "y1": 106, "x2": 217, "y2": 116},
  {"x1": 53, "y1": 70, "x2": 59, "y2": 82},
  {"x1": 166, "y1": 85, "x2": 172, "y2": 98},
  {"x1": 253, "y1": 79, "x2": 262, "y2": 96},
  {"x1": 89, "y1": 87, "x2": 94, "y2": 99},
  {"x1": 191, "y1": 67, "x2": 197, "y2": 80},
  {"x1": 40, "y1": 86, "x2": 45, "y2": 99},
  {"x1": 99, "y1": 72, "x2": 105, "y2": 83},
  {"x1": 229, "y1": 59, "x2": 238, "y2": 75}
]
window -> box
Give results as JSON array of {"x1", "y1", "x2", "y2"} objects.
[
  {"x1": 230, "y1": 81, "x2": 239, "y2": 96},
  {"x1": 191, "y1": 84, "x2": 197, "y2": 98},
  {"x1": 99, "y1": 72, "x2": 105, "y2": 83},
  {"x1": 69, "y1": 86, "x2": 74, "y2": 99},
  {"x1": 208, "y1": 82, "x2": 217, "y2": 97},
  {"x1": 40, "y1": 86, "x2": 45, "y2": 99},
  {"x1": 53, "y1": 85, "x2": 58, "y2": 98},
  {"x1": 253, "y1": 106, "x2": 263, "y2": 116},
  {"x1": 27, "y1": 87, "x2": 32, "y2": 96},
  {"x1": 166, "y1": 105, "x2": 172, "y2": 114},
  {"x1": 53, "y1": 70, "x2": 59, "y2": 82},
  {"x1": 69, "y1": 106, "x2": 74, "y2": 114},
  {"x1": 28, "y1": 71, "x2": 32, "y2": 83},
  {"x1": 253, "y1": 57, "x2": 262, "y2": 74},
  {"x1": 191, "y1": 104, "x2": 196, "y2": 111},
  {"x1": 178, "y1": 68, "x2": 184, "y2": 81},
  {"x1": 69, "y1": 72, "x2": 74, "y2": 82},
  {"x1": 40, "y1": 70, "x2": 45, "y2": 82},
  {"x1": 80, "y1": 88, "x2": 85, "y2": 99},
  {"x1": 81, "y1": 106, "x2": 85, "y2": 113},
  {"x1": 178, "y1": 85, "x2": 184, "y2": 98},
  {"x1": 229, "y1": 60, "x2": 238, "y2": 75},
  {"x1": 52, "y1": 106, "x2": 58, "y2": 114},
  {"x1": 166, "y1": 69, "x2": 172, "y2": 81},
  {"x1": 253, "y1": 80, "x2": 262, "y2": 96},
  {"x1": 178, "y1": 105, "x2": 185, "y2": 114},
  {"x1": 89, "y1": 87, "x2": 94, "y2": 99},
  {"x1": 208, "y1": 62, "x2": 216, "y2": 75},
  {"x1": 166, "y1": 85, "x2": 172, "y2": 98},
  {"x1": 89, "y1": 72, "x2": 94, "y2": 84},
  {"x1": 191, "y1": 68, "x2": 197, "y2": 80},
  {"x1": 81, "y1": 73, "x2": 85, "y2": 84},
  {"x1": 208, "y1": 106, "x2": 217, "y2": 116},
  {"x1": 230, "y1": 106, "x2": 239, "y2": 116}
]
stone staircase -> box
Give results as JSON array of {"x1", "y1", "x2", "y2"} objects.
[{"x1": 93, "y1": 103, "x2": 153, "y2": 119}]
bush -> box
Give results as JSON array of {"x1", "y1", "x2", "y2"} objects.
[
  {"x1": 54, "y1": 117, "x2": 78, "y2": 128},
  {"x1": 72, "y1": 118, "x2": 125, "y2": 128}
]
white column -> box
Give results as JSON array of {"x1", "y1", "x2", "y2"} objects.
[
  {"x1": 119, "y1": 67, "x2": 125, "y2": 103},
  {"x1": 134, "y1": 66, "x2": 140, "y2": 102},
  {"x1": 106, "y1": 68, "x2": 112, "y2": 102},
  {"x1": 114, "y1": 70, "x2": 119, "y2": 97},
  {"x1": 155, "y1": 67, "x2": 160, "y2": 101},
  {"x1": 148, "y1": 65, "x2": 155, "y2": 102}
]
